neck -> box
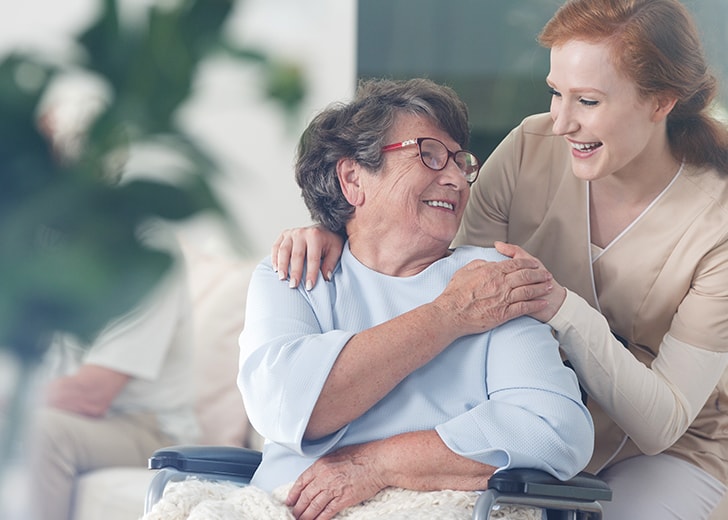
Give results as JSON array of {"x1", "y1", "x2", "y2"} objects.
[
  {"x1": 588, "y1": 154, "x2": 682, "y2": 248},
  {"x1": 347, "y1": 232, "x2": 451, "y2": 277},
  {"x1": 593, "y1": 143, "x2": 681, "y2": 206}
]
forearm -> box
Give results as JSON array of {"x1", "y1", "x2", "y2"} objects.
[
  {"x1": 286, "y1": 430, "x2": 496, "y2": 520},
  {"x1": 306, "y1": 304, "x2": 461, "y2": 439},
  {"x1": 45, "y1": 364, "x2": 129, "y2": 417},
  {"x1": 549, "y1": 290, "x2": 728, "y2": 453},
  {"x1": 375, "y1": 430, "x2": 496, "y2": 491}
]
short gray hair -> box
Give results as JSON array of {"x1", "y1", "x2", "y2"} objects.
[{"x1": 295, "y1": 78, "x2": 471, "y2": 236}]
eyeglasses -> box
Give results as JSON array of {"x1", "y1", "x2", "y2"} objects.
[{"x1": 381, "y1": 137, "x2": 480, "y2": 184}]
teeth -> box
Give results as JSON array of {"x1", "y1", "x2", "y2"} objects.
[
  {"x1": 426, "y1": 200, "x2": 454, "y2": 210},
  {"x1": 572, "y1": 142, "x2": 601, "y2": 152}
]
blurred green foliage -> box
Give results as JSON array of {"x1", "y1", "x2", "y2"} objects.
[{"x1": 0, "y1": 0, "x2": 305, "y2": 362}]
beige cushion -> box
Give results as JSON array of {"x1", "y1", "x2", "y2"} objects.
[
  {"x1": 183, "y1": 245, "x2": 261, "y2": 448},
  {"x1": 74, "y1": 468, "x2": 154, "y2": 520}
]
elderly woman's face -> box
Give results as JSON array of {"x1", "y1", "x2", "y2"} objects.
[{"x1": 357, "y1": 114, "x2": 471, "y2": 249}]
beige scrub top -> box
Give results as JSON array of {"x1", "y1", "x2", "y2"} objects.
[{"x1": 453, "y1": 113, "x2": 728, "y2": 483}]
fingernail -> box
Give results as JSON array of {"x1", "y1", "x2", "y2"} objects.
[
  {"x1": 326, "y1": 271, "x2": 333, "y2": 282},
  {"x1": 305, "y1": 279, "x2": 313, "y2": 291},
  {"x1": 289, "y1": 277, "x2": 297, "y2": 288},
  {"x1": 278, "y1": 271, "x2": 286, "y2": 281}
]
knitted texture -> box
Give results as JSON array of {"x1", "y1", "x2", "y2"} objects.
[{"x1": 141, "y1": 478, "x2": 543, "y2": 520}]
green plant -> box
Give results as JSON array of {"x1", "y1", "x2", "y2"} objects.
[
  {"x1": 0, "y1": 0, "x2": 304, "y2": 361},
  {"x1": 0, "y1": 0, "x2": 304, "y2": 506}
]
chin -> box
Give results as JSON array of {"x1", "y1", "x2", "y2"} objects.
[{"x1": 570, "y1": 161, "x2": 606, "y2": 182}]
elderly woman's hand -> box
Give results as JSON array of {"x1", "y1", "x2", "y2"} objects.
[
  {"x1": 272, "y1": 225, "x2": 344, "y2": 290},
  {"x1": 433, "y1": 248, "x2": 556, "y2": 335},
  {"x1": 285, "y1": 443, "x2": 386, "y2": 520},
  {"x1": 285, "y1": 430, "x2": 496, "y2": 520}
]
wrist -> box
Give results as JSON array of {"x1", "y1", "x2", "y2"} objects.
[
  {"x1": 422, "y1": 300, "x2": 465, "y2": 344},
  {"x1": 550, "y1": 285, "x2": 567, "y2": 317}
]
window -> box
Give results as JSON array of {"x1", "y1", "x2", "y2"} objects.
[{"x1": 358, "y1": 0, "x2": 728, "y2": 159}]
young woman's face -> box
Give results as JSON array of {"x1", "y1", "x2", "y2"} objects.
[{"x1": 547, "y1": 39, "x2": 666, "y2": 182}]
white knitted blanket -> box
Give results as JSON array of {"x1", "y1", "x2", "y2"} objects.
[{"x1": 140, "y1": 478, "x2": 543, "y2": 520}]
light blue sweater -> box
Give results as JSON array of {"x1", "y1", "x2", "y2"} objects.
[{"x1": 239, "y1": 244, "x2": 594, "y2": 491}]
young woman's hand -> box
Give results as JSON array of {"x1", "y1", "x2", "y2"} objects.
[
  {"x1": 495, "y1": 241, "x2": 566, "y2": 323},
  {"x1": 272, "y1": 225, "x2": 344, "y2": 290}
]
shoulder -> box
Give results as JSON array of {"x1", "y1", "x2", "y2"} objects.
[
  {"x1": 676, "y1": 164, "x2": 728, "y2": 247},
  {"x1": 494, "y1": 113, "x2": 570, "y2": 173},
  {"x1": 519, "y1": 112, "x2": 557, "y2": 136},
  {"x1": 517, "y1": 113, "x2": 568, "y2": 156},
  {"x1": 503, "y1": 112, "x2": 559, "y2": 142},
  {"x1": 415, "y1": 247, "x2": 509, "y2": 282},
  {"x1": 681, "y1": 164, "x2": 728, "y2": 215},
  {"x1": 450, "y1": 245, "x2": 509, "y2": 263},
  {"x1": 482, "y1": 114, "x2": 574, "y2": 199}
]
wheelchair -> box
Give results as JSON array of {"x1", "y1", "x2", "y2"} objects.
[{"x1": 145, "y1": 445, "x2": 612, "y2": 519}]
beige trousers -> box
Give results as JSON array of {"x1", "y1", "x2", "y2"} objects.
[
  {"x1": 28, "y1": 408, "x2": 173, "y2": 520},
  {"x1": 599, "y1": 453, "x2": 726, "y2": 520}
]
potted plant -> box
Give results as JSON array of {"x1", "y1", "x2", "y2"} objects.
[{"x1": 0, "y1": 0, "x2": 304, "y2": 512}]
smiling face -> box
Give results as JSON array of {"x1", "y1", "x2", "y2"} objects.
[
  {"x1": 342, "y1": 113, "x2": 471, "y2": 273},
  {"x1": 547, "y1": 39, "x2": 671, "y2": 183}
]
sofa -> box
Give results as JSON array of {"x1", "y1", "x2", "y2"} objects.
[{"x1": 71, "y1": 242, "x2": 263, "y2": 520}]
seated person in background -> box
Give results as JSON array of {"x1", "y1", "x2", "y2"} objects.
[
  {"x1": 238, "y1": 77, "x2": 594, "y2": 520},
  {"x1": 29, "y1": 231, "x2": 199, "y2": 520}
]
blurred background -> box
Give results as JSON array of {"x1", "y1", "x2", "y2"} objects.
[
  {"x1": 3, "y1": 0, "x2": 725, "y2": 261},
  {"x1": 0, "y1": 0, "x2": 725, "y2": 517},
  {"x1": 0, "y1": 0, "x2": 355, "y2": 261},
  {"x1": 359, "y1": 0, "x2": 728, "y2": 160}
]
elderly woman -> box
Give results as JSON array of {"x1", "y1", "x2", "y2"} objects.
[{"x1": 238, "y1": 78, "x2": 593, "y2": 520}]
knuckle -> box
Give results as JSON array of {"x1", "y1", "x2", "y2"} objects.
[
  {"x1": 277, "y1": 238, "x2": 292, "y2": 252},
  {"x1": 321, "y1": 502, "x2": 343, "y2": 520},
  {"x1": 290, "y1": 247, "x2": 306, "y2": 260},
  {"x1": 311, "y1": 491, "x2": 333, "y2": 509},
  {"x1": 290, "y1": 227, "x2": 307, "y2": 239}
]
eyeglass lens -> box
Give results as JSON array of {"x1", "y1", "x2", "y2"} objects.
[{"x1": 419, "y1": 138, "x2": 479, "y2": 181}]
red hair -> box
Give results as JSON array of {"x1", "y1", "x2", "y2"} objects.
[{"x1": 539, "y1": 0, "x2": 728, "y2": 173}]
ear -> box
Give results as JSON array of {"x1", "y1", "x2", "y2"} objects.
[
  {"x1": 652, "y1": 93, "x2": 678, "y2": 123},
  {"x1": 337, "y1": 158, "x2": 365, "y2": 206}
]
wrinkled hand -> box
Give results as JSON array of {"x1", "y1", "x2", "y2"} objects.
[
  {"x1": 433, "y1": 244, "x2": 556, "y2": 335},
  {"x1": 272, "y1": 225, "x2": 344, "y2": 289},
  {"x1": 286, "y1": 444, "x2": 386, "y2": 520}
]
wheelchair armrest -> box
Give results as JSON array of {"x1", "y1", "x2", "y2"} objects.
[
  {"x1": 149, "y1": 445, "x2": 262, "y2": 478},
  {"x1": 473, "y1": 469, "x2": 612, "y2": 520},
  {"x1": 145, "y1": 445, "x2": 263, "y2": 513},
  {"x1": 488, "y1": 469, "x2": 612, "y2": 502}
]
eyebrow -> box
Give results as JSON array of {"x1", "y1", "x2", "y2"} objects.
[{"x1": 546, "y1": 78, "x2": 606, "y2": 97}]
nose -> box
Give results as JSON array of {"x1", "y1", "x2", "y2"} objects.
[
  {"x1": 550, "y1": 99, "x2": 578, "y2": 136},
  {"x1": 438, "y1": 159, "x2": 468, "y2": 188}
]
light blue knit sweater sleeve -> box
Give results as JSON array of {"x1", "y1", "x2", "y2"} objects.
[
  {"x1": 435, "y1": 315, "x2": 594, "y2": 480},
  {"x1": 238, "y1": 258, "x2": 353, "y2": 455}
]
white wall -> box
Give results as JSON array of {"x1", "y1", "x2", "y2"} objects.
[
  {"x1": 0, "y1": 0, "x2": 357, "y2": 260},
  {"x1": 179, "y1": 0, "x2": 357, "y2": 258}
]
